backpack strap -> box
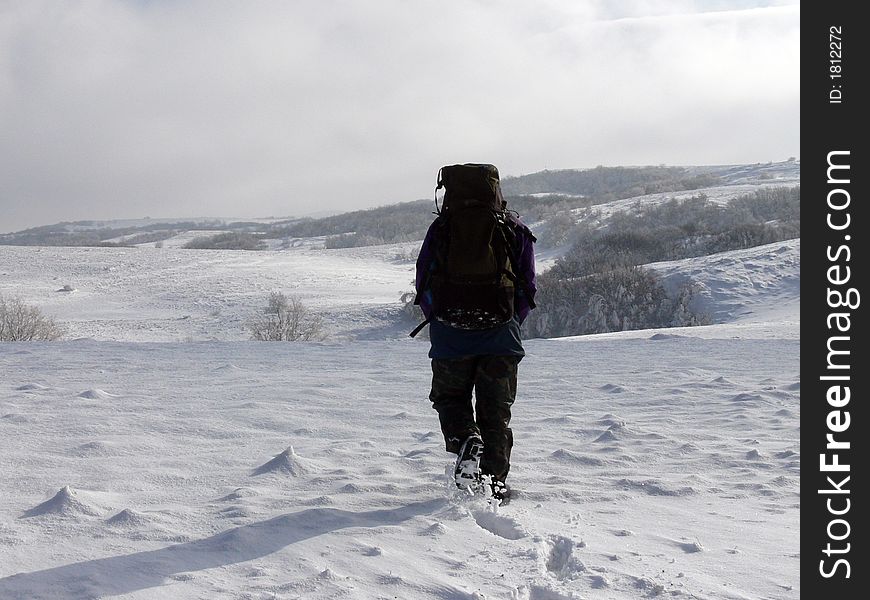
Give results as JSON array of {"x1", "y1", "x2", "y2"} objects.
[
  {"x1": 495, "y1": 220, "x2": 537, "y2": 309},
  {"x1": 409, "y1": 216, "x2": 448, "y2": 336},
  {"x1": 409, "y1": 317, "x2": 431, "y2": 338},
  {"x1": 434, "y1": 167, "x2": 445, "y2": 215},
  {"x1": 413, "y1": 216, "x2": 448, "y2": 307}
]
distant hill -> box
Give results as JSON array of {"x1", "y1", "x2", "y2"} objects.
[
  {"x1": 1, "y1": 161, "x2": 799, "y2": 250},
  {"x1": 501, "y1": 165, "x2": 720, "y2": 197},
  {"x1": 0, "y1": 218, "x2": 270, "y2": 248},
  {"x1": 0, "y1": 159, "x2": 800, "y2": 341}
]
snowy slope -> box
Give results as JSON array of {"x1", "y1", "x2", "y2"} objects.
[
  {"x1": 692, "y1": 161, "x2": 800, "y2": 186},
  {"x1": 0, "y1": 243, "x2": 420, "y2": 342},
  {"x1": 55, "y1": 218, "x2": 287, "y2": 233},
  {"x1": 0, "y1": 235, "x2": 798, "y2": 344},
  {"x1": 651, "y1": 239, "x2": 800, "y2": 326},
  {"x1": 526, "y1": 161, "x2": 799, "y2": 272},
  {"x1": 571, "y1": 181, "x2": 798, "y2": 228},
  {"x1": 0, "y1": 334, "x2": 798, "y2": 600}
]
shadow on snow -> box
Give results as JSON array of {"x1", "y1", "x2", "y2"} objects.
[{"x1": 0, "y1": 499, "x2": 444, "y2": 599}]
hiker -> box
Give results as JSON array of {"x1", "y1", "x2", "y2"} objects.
[{"x1": 412, "y1": 163, "x2": 537, "y2": 503}]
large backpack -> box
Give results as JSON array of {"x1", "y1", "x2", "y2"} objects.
[{"x1": 411, "y1": 163, "x2": 530, "y2": 336}]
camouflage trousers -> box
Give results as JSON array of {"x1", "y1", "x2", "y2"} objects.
[{"x1": 429, "y1": 355, "x2": 521, "y2": 483}]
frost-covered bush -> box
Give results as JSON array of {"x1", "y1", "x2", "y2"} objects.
[
  {"x1": 325, "y1": 233, "x2": 383, "y2": 249},
  {"x1": 554, "y1": 186, "x2": 800, "y2": 272},
  {"x1": 392, "y1": 247, "x2": 419, "y2": 264},
  {"x1": 247, "y1": 292, "x2": 325, "y2": 341},
  {"x1": 537, "y1": 212, "x2": 578, "y2": 249},
  {"x1": 398, "y1": 286, "x2": 429, "y2": 339},
  {"x1": 184, "y1": 232, "x2": 266, "y2": 250},
  {"x1": 0, "y1": 295, "x2": 65, "y2": 341},
  {"x1": 523, "y1": 266, "x2": 708, "y2": 339}
]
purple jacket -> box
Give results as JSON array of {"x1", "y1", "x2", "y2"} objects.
[{"x1": 415, "y1": 214, "x2": 537, "y2": 323}]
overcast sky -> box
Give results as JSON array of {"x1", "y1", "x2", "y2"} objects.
[{"x1": 1, "y1": 0, "x2": 799, "y2": 233}]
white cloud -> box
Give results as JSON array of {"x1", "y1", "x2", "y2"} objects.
[{"x1": 0, "y1": 0, "x2": 799, "y2": 232}]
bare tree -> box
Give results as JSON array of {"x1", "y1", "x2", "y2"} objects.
[
  {"x1": 247, "y1": 292, "x2": 325, "y2": 341},
  {"x1": 0, "y1": 295, "x2": 65, "y2": 341}
]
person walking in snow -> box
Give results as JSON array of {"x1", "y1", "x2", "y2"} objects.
[{"x1": 411, "y1": 163, "x2": 537, "y2": 503}]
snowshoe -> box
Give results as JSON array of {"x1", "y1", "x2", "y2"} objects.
[
  {"x1": 454, "y1": 435, "x2": 484, "y2": 489},
  {"x1": 489, "y1": 479, "x2": 512, "y2": 505}
]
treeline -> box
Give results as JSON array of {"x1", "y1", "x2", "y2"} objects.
[
  {"x1": 501, "y1": 165, "x2": 721, "y2": 198},
  {"x1": 550, "y1": 186, "x2": 800, "y2": 279},
  {"x1": 524, "y1": 186, "x2": 800, "y2": 338},
  {"x1": 184, "y1": 232, "x2": 267, "y2": 250},
  {"x1": 266, "y1": 200, "x2": 434, "y2": 246},
  {"x1": 1, "y1": 166, "x2": 722, "y2": 249},
  {"x1": 0, "y1": 220, "x2": 227, "y2": 247},
  {"x1": 1, "y1": 166, "x2": 787, "y2": 253},
  {"x1": 273, "y1": 166, "x2": 722, "y2": 249},
  {"x1": 0, "y1": 232, "x2": 128, "y2": 247}
]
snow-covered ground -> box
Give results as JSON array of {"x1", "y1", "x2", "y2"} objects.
[
  {"x1": 571, "y1": 182, "x2": 799, "y2": 227},
  {"x1": 0, "y1": 235, "x2": 799, "y2": 343},
  {"x1": 1, "y1": 334, "x2": 798, "y2": 600},
  {"x1": 0, "y1": 242, "x2": 419, "y2": 342},
  {"x1": 652, "y1": 239, "x2": 800, "y2": 327},
  {"x1": 691, "y1": 161, "x2": 800, "y2": 186},
  {"x1": 0, "y1": 221, "x2": 799, "y2": 599}
]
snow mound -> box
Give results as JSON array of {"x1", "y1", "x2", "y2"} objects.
[
  {"x1": 421, "y1": 522, "x2": 449, "y2": 537},
  {"x1": 70, "y1": 441, "x2": 119, "y2": 457},
  {"x1": 15, "y1": 383, "x2": 50, "y2": 391},
  {"x1": 599, "y1": 384, "x2": 625, "y2": 393},
  {"x1": 105, "y1": 508, "x2": 151, "y2": 527},
  {"x1": 616, "y1": 479, "x2": 697, "y2": 497},
  {"x1": 595, "y1": 416, "x2": 626, "y2": 428},
  {"x1": 302, "y1": 495, "x2": 334, "y2": 506},
  {"x1": 22, "y1": 486, "x2": 104, "y2": 518},
  {"x1": 676, "y1": 539, "x2": 704, "y2": 553},
  {"x1": 1, "y1": 413, "x2": 31, "y2": 424},
  {"x1": 730, "y1": 393, "x2": 764, "y2": 403},
  {"x1": 77, "y1": 389, "x2": 117, "y2": 400},
  {"x1": 594, "y1": 430, "x2": 619, "y2": 443},
  {"x1": 545, "y1": 535, "x2": 587, "y2": 580},
  {"x1": 216, "y1": 487, "x2": 259, "y2": 502},
  {"x1": 550, "y1": 449, "x2": 606, "y2": 467},
  {"x1": 649, "y1": 333, "x2": 685, "y2": 340},
  {"x1": 252, "y1": 446, "x2": 310, "y2": 476}
]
